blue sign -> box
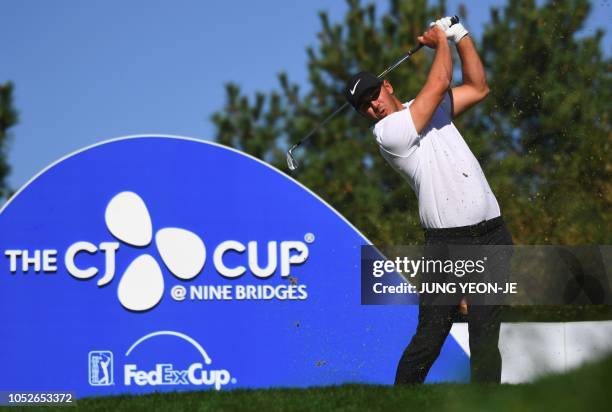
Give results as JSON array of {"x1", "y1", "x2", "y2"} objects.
[{"x1": 0, "y1": 135, "x2": 469, "y2": 397}]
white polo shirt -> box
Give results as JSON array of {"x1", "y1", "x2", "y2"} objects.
[{"x1": 373, "y1": 93, "x2": 500, "y2": 229}]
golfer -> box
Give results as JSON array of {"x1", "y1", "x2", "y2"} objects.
[{"x1": 344, "y1": 18, "x2": 513, "y2": 383}]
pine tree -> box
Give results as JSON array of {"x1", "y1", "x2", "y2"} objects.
[
  {"x1": 0, "y1": 82, "x2": 18, "y2": 199},
  {"x1": 469, "y1": 0, "x2": 612, "y2": 243}
]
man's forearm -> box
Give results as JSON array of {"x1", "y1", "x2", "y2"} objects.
[
  {"x1": 456, "y1": 36, "x2": 488, "y2": 92},
  {"x1": 425, "y1": 40, "x2": 453, "y2": 92},
  {"x1": 410, "y1": 27, "x2": 454, "y2": 133}
]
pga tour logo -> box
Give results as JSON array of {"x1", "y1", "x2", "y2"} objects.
[
  {"x1": 5, "y1": 191, "x2": 312, "y2": 311},
  {"x1": 89, "y1": 351, "x2": 114, "y2": 386},
  {"x1": 89, "y1": 331, "x2": 233, "y2": 390}
]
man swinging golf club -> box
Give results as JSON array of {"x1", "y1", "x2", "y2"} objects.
[{"x1": 344, "y1": 18, "x2": 513, "y2": 383}]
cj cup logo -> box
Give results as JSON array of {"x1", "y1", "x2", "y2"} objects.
[
  {"x1": 65, "y1": 191, "x2": 311, "y2": 311},
  {"x1": 66, "y1": 191, "x2": 205, "y2": 311}
]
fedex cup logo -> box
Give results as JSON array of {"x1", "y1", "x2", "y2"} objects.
[
  {"x1": 123, "y1": 331, "x2": 233, "y2": 390},
  {"x1": 56, "y1": 191, "x2": 309, "y2": 311}
]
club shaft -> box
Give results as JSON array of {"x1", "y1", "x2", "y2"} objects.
[
  {"x1": 287, "y1": 15, "x2": 460, "y2": 163},
  {"x1": 292, "y1": 45, "x2": 423, "y2": 152},
  {"x1": 292, "y1": 103, "x2": 349, "y2": 151},
  {"x1": 377, "y1": 44, "x2": 424, "y2": 79}
]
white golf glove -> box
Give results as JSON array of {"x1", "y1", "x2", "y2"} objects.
[{"x1": 430, "y1": 16, "x2": 469, "y2": 43}]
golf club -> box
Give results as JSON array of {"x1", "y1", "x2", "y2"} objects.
[{"x1": 286, "y1": 15, "x2": 460, "y2": 171}]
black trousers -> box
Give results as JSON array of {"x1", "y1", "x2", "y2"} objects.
[{"x1": 394, "y1": 217, "x2": 513, "y2": 384}]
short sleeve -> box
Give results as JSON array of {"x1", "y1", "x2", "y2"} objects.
[
  {"x1": 373, "y1": 107, "x2": 420, "y2": 157},
  {"x1": 439, "y1": 90, "x2": 453, "y2": 118}
]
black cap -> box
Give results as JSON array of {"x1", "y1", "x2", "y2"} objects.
[{"x1": 344, "y1": 71, "x2": 382, "y2": 111}]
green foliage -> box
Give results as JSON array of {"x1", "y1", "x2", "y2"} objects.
[
  {"x1": 470, "y1": 0, "x2": 612, "y2": 243},
  {"x1": 0, "y1": 81, "x2": 18, "y2": 199},
  {"x1": 212, "y1": 0, "x2": 611, "y2": 246}
]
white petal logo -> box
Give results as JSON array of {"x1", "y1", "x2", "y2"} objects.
[
  {"x1": 105, "y1": 192, "x2": 153, "y2": 247},
  {"x1": 105, "y1": 191, "x2": 206, "y2": 311},
  {"x1": 156, "y1": 228, "x2": 206, "y2": 280},
  {"x1": 117, "y1": 255, "x2": 164, "y2": 312}
]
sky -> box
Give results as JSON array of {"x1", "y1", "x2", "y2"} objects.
[{"x1": 1, "y1": 0, "x2": 610, "y2": 190}]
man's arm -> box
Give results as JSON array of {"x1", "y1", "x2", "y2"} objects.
[
  {"x1": 409, "y1": 26, "x2": 452, "y2": 134},
  {"x1": 450, "y1": 35, "x2": 489, "y2": 117}
]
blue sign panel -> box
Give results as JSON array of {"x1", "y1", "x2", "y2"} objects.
[{"x1": 0, "y1": 136, "x2": 469, "y2": 397}]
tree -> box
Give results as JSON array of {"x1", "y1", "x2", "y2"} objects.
[
  {"x1": 0, "y1": 82, "x2": 18, "y2": 199},
  {"x1": 211, "y1": 0, "x2": 611, "y2": 245},
  {"x1": 471, "y1": 0, "x2": 611, "y2": 243}
]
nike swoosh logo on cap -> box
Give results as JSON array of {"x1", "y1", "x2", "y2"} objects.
[{"x1": 350, "y1": 79, "x2": 361, "y2": 95}]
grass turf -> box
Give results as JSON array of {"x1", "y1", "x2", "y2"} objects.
[{"x1": 14, "y1": 353, "x2": 612, "y2": 412}]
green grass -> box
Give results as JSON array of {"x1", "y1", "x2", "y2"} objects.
[{"x1": 14, "y1": 354, "x2": 612, "y2": 412}]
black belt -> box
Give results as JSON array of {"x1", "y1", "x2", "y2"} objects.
[{"x1": 424, "y1": 216, "x2": 504, "y2": 238}]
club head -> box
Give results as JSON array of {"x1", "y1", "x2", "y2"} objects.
[{"x1": 286, "y1": 146, "x2": 299, "y2": 171}]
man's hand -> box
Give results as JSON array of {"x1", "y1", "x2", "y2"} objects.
[
  {"x1": 430, "y1": 16, "x2": 469, "y2": 44},
  {"x1": 459, "y1": 297, "x2": 468, "y2": 315},
  {"x1": 417, "y1": 26, "x2": 447, "y2": 49}
]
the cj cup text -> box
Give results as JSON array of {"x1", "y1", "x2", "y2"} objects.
[
  {"x1": 372, "y1": 256, "x2": 486, "y2": 278},
  {"x1": 124, "y1": 363, "x2": 231, "y2": 390},
  {"x1": 4, "y1": 240, "x2": 309, "y2": 282}
]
